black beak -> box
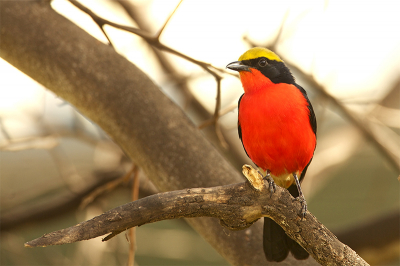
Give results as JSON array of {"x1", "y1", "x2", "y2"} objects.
[{"x1": 226, "y1": 61, "x2": 250, "y2": 72}]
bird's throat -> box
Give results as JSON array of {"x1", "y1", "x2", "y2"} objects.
[{"x1": 240, "y1": 69, "x2": 275, "y2": 94}]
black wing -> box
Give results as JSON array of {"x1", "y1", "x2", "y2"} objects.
[
  {"x1": 237, "y1": 94, "x2": 251, "y2": 159},
  {"x1": 294, "y1": 84, "x2": 317, "y2": 136},
  {"x1": 293, "y1": 83, "x2": 317, "y2": 183}
]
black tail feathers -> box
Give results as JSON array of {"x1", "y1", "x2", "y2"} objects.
[{"x1": 263, "y1": 217, "x2": 309, "y2": 262}]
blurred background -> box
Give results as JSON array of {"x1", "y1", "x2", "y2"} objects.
[{"x1": 1, "y1": 0, "x2": 399, "y2": 265}]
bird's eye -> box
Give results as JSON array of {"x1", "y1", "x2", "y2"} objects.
[{"x1": 258, "y1": 58, "x2": 268, "y2": 67}]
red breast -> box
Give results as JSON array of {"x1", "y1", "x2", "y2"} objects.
[{"x1": 238, "y1": 69, "x2": 316, "y2": 177}]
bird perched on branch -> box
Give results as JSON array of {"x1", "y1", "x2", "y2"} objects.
[{"x1": 227, "y1": 47, "x2": 317, "y2": 262}]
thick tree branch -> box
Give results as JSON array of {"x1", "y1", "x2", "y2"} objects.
[{"x1": 25, "y1": 166, "x2": 368, "y2": 266}]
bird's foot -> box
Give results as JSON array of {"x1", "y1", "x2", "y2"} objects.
[
  {"x1": 263, "y1": 174, "x2": 276, "y2": 195},
  {"x1": 257, "y1": 170, "x2": 275, "y2": 195},
  {"x1": 295, "y1": 195, "x2": 307, "y2": 219}
]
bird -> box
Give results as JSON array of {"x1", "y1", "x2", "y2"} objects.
[{"x1": 226, "y1": 47, "x2": 317, "y2": 262}]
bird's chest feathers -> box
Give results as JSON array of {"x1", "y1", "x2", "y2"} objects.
[{"x1": 239, "y1": 85, "x2": 309, "y2": 132}]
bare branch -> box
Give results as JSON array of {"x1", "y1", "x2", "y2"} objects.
[{"x1": 25, "y1": 165, "x2": 368, "y2": 266}]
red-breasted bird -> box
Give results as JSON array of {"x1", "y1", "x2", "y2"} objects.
[{"x1": 227, "y1": 47, "x2": 317, "y2": 262}]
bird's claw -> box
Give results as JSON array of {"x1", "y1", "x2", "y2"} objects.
[
  {"x1": 264, "y1": 176, "x2": 276, "y2": 195},
  {"x1": 295, "y1": 195, "x2": 307, "y2": 218}
]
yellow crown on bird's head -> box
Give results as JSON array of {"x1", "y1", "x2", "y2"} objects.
[{"x1": 238, "y1": 47, "x2": 282, "y2": 62}]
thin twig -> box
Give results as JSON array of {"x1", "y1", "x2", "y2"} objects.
[
  {"x1": 198, "y1": 102, "x2": 238, "y2": 129},
  {"x1": 98, "y1": 25, "x2": 114, "y2": 48},
  {"x1": 79, "y1": 165, "x2": 136, "y2": 210},
  {"x1": 213, "y1": 76, "x2": 228, "y2": 148},
  {"x1": 154, "y1": 0, "x2": 183, "y2": 40}
]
